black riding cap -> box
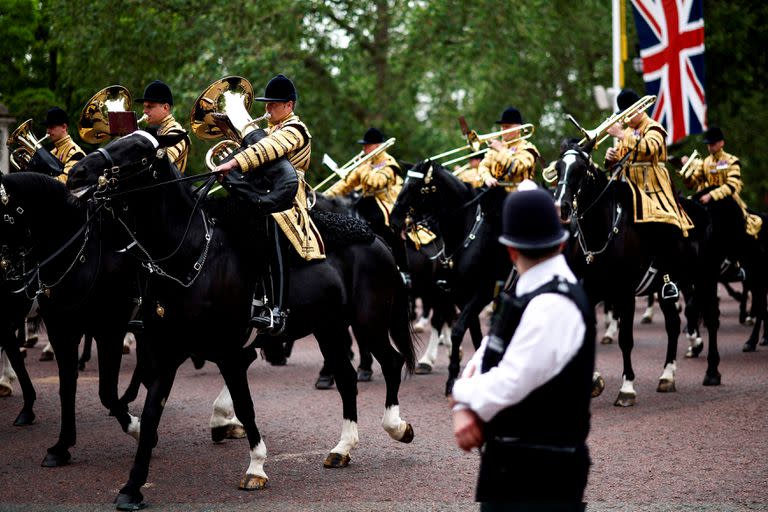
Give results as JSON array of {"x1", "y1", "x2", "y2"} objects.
[
  {"x1": 44, "y1": 107, "x2": 69, "y2": 127},
  {"x1": 702, "y1": 126, "x2": 725, "y2": 144},
  {"x1": 136, "y1": 80, "x2": 174, "y2": 105},
  {"x1": 616, "y1": 88, "x2": 641, "y2": 111},
  {"x1": 496, "y1": 107, "x2": 524, "y2": 125},
  {"x1": 255, "y1": 74, "x2": 297, "y2": 102},
  {"x1": 357, "y1": 127, "x2": 385, "y2": 144},
  {"x1": 499, "y1": 188, "x2": 569, "y2": 250}
]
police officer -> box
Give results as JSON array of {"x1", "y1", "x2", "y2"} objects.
[
  {"x1": 45, "y1": 107, "x2": 86, "y2": 185},
  {"x1": 479, "y1": 107, "x2": 540, "y2": 192},
  {"x1": 681, "y1": 126, "x2": 762, "y2": 238},
  {"x1": 215, "y1": 74, "x2": 323, "y2": 334},
  {"x1": 137, "y1": 80, "x2": 189, "y2": 173},
  {"x1": 452, "y1": 186, "x2": 595, "y2": 511}
]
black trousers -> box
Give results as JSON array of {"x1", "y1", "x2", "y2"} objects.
[{"x1": 476, "y1": 439, "x2": 589, "y2": 511}]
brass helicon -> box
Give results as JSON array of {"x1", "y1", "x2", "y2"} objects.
[{"x1": 6, "y1": 119, "x2": 50, "y2": 171}]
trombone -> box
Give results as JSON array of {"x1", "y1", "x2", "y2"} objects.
[
  {"x1": 567, "y1": 94, "x2": 657, "y2": 148},
  {"x1": 428, "y1": 124, "x2": 535, "y2": 167},
  {"x1": 678, "y1": 149, "x2": 701, "y2": 180},
  {"x1": 314, "y1": 137, "x2": 396, "y2": 192}
]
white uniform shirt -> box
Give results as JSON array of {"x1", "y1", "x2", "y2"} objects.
[{"x1": 451, "y1": 254, "x2": 586, "y2": 422}]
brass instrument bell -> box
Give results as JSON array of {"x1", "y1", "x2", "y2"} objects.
[
  {"x1": 78, "y1": 85, "x2": 133, "y2": 144},
  {"x1": 190, "y1": 76, "x2": 260, "y2": 143},
  {"x1": 6, "y1": 119, "x2": 50, "y2": 171}
]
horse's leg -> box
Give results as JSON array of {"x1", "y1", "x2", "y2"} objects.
[
  {"x1": 681, "y1": 282, "x2": 704, "y2": 358},
  {"x1": 115, "y1": 364, "x2": 179, "y2": 510},
  {"x1": 0, "y1": 347, "x2": 16, "y2": 397},
  {"x1": 415, "y1": 324, "x2": 440, "y2": 375},
  {"x1": 743, "y1": 285, "x2": 766, "y2": 352},
  {"x1": 95, "y1": 332, "x2": 139, "y2": 439},
  {"x1": 41, "y1": 331, "x2": 80, "y2": 467},
  {"x1": 123, "y1": 332, "x2": 133, "y2": 355},
  {"x1": 210, "y1": 384, "x2": 246, "y2": 443},
  {"x1": 614, "y1": 296, "x2": 638, "y2": 407},
  {"x1": 602, "y1": 302, "x2": 618, "y2": 344},
  {"x1": 413, "y1": 293, "x2": 432, "y2": 333},
  {"x1": 356, "y1": 337, "x2": 374, "y2": 382},
  {"x1": 216, "y1": 361, "x2": 268, "y2": 491},
  {"x1": 446, "y1": 295, "x2": 486, "y2": 396},
  {"x1": 699, "y1": 277, "x2": 722, "y2": 386},
  {"x1": 656, "y1": 294, "x2": 681, "y2": 393},
  {"x1": 78, "y1": 334, "x2": 93, "y2": 372},
  {"x1": 641, "y1": 293, "x2": 655, "y2": 324},
  {"x1": 316, "y1": 327, "x2": 359, "y2": 468},
  {"x1": 39, "y1": 340, "x2": 55, "y2": 361},
  {"x1": 357, "y1": 322, "x2": 414, "y2": 444},
  {"x1": 1, "y1": 334, "x2": 37, "y2": 426}
]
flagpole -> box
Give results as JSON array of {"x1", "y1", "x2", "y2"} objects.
[{"x1": 612, "y1": 0, "x2": 623, "y2": 94}]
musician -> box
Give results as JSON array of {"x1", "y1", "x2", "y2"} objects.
[
  {"x1": 325, "y1": 127, "x2": 409, "y2": 278},
  {"x1": 137, "y1": 80, "x2": 189, "y2": 173},
  {"x1": 604, "y1": 88, "x2": 693, "y2": 300},
  {"x1": 215, "y1": 74, "x2": 324, "y2": 334},
  {"x1": 452, "y1": 186, "x2": 594, "y2": 510},
  {"x1": 681, "y1": 126, "x2": 762, "y2": 238},
  {"x1": 479, "y1": 107, "x2": 540, "y2": 192},
  {"x1": 454, "y1": 153, "x2": 484, "y2": 188},
  {"x1": 44, "y1": 107, "x2": 85, "y2": 185}
]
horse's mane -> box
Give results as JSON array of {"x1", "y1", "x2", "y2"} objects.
[{"x1": 3, "y1": 172, "x2": 80, "y2": 211}]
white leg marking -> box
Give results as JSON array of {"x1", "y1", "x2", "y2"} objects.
[
  {"x1": 127, "y1": 414, "x2": 141, "y2": 442},
  {"x1": 603, "y1": 318, "x2": 618, "y2": 342},
  {"x1": 417, "y1": 328, "x2": 440, "y2": 366},
  {"x1": 210, "y1": 385, "x2": 241, "y2": 428},
  {"x1": 382, "y1": 405, "x2": 408, "y2": 441},
  {"x1": 123, "y1": 332, "x2": 135, "y2": 349},
  {"x1": 660, "y1": 361, "x2": 676, "y2": 382},
  {"x1": 42, "y1": 342, "x2": 54, "y2": 354},
  {"x1": 641, "y1": 306, "x2": 654, "y2": 322},
  {"x1": 330, "y1": 419, "x2": 359, "y2": 456},
  {"x1": 438, "y1": 324, "x2": 452, "y2": 349},
  {"x1": 620, "y1": 376, "x2": 636, "y2": 395},
  {"x1": 0, "y1": 350, "x2": 17, "y2": 394},
  {"x1": 685, "y1": 332, "x2": 703, "y2": 357},
  {"x1": 412, "y1": 316, "x2": 430, "y2": 333},
  {"x1": 246, "y1": 439, "x2": 268, "y2": 480},
  {"x1": 604, "y1": 309, "x2": 614, "y2": 328}
]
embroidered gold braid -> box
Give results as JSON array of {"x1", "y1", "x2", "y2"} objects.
[
  {"x1": 51, "y1": 135, "x2": 85, "y2": 185},
  {"x1": 478, "y1": 139, "x2": 540, "y2": 192},
  {"x1": 233, "y1": 114, "x2": 324, "y2": 260},
  {"x1": 158, "y1": 115, "x2": 189, "y2": 174}
]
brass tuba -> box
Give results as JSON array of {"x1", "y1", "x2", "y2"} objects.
[
  {"x1": 78, "y1": 85, "x2": 136, "y2": 144},
  {"x1": 190, "y1": 76, "x2": 269, "y2": 145},
  {"x1": 6, "y1": 119, "x2": 50, "y2": 171}
]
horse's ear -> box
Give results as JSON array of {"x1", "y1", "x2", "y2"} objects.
[
  {"x1": 580, "y1": 137, "x2": 597, "y2": 155},
  {"x1": 154, "y1": 131, "x2": 187, "y2": 149}
]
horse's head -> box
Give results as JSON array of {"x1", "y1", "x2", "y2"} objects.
[
  {"x1": 68, "y1": 130, "x2": 186, "y2": 192},
  {"x1": 390, "y1": 159, "x2": 463, "y2": 232},
  {"x1": 553, "y1": 139, "x2": 598, "y2": 221}
]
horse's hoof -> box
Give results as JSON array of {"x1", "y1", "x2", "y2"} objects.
[
  {"x1": 314, "y1": 374, "x2": 335, "y2": 390},
  {"x1": 444, "y1": 378, "x2": 455, "y2": 397},
  {"x1": 239, "y1": 473, "x2": 268, "y2": 490},
  {"x1": 414, "y1": 363, "x2": 432, "y2": 375},
  {"x1": 600, "y1": 336, "x2": 613, "y2": 345},
  {"x1": 39, "y1": 351, "x2": 54, "y2": 362},
  {"x1": 122, "y1": 345, "x2": 131, "y2": 355},
  {"x1": 78, "y1": 361, "x2": 86, "y2": 372},
  {"x1": 323, "y1": 452, "x2": 351, "y2": 468},
  {"x1": 744, "y1": 316, "x2": 755, "y2": 326},
  {"x1": 685, "y1": 342, "x2": 704, "y2": 358},
  {"x1": 115, "y1": 491, "x2": 146, "y2": 511},
  {"x1": 41, "y1": 449, "x2": 71, "y2": 467},
  {"x1": 703, "y1": 373, "x2": 721, "y2": 386},
  {"x1": 14, "y1": 409, "x2": 35, "y2": 426},
  {"x1": 357, "y1": 368, "x2": 373, "y2": 382},
  {"x1": 656, "y1": 379, "x2": 676, "y2": 393},
  {"x1": 591, "y1": 375, "x2": 605, "y2": 398},
  {"x1": 613, "y1": 392, "x2": 636, "y2": 407},
  {"x1": 0, "y1": 384, "x2": 12, "y2": 398},
  {"x1": 742, "y1": 342, "x2": 757, "y2": 353},
  {"x1": 23, "y1": 335, "x2": 38, "y2": 348},
  {"x1": 399, "y1": 423, "x2": 415, "y2": 444},
  {"x1": 760, "y1": 338, "x2": 768, "y2": 347},
  {"x1": 640, "y1": 316, "x2": 652, "y2": 324},
  {"x1": 211, "y1": 424, "x2": 246, "y2": 443}
]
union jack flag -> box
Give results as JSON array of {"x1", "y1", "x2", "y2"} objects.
[{"x1": 630, "y1": 0, "x2": 707, "y2": 143}]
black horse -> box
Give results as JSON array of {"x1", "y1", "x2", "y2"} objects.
[
  {"x1": 553, "y1": 142, "x2": 722, "y2": 407},
  {"x1": 69, "y1": 130, "x2": 416, "y2": 509},
  {"x1": 390, "y1": 160, "x2": 511, "y2": 395},
  {"x1": 0, "y1": 172, "x2": 141, "y2": 465}
]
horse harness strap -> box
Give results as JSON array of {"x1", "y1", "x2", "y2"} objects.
[
  {"x1": 430, "y1": 205, "x2": 484, "y2": 269},
  {"x1": 573, "y1": 203, "x2": 623, "y2": 264},
  {"x1": 481, "y1": 276, "x2": 585, "y2": 373}
]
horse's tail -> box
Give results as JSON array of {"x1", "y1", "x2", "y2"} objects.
[{"x1": 390, "y1": 278, "x2": 417, "y2": 374}]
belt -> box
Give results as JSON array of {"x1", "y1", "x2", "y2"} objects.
[
  {"x1": 487, "y1": 436, "x2": 581, "y2": 455},
  {"x1": 628, "y1": 162, "x2": 666, "y2": 168}
]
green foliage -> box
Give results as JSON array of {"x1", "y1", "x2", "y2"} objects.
[{"x1": 2, "y1": 0, "x2": 766, "y2": 206}]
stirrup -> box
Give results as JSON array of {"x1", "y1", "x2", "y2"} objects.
[{"x1": 661, "y1": 275, "x2": 679, "y2": 300}]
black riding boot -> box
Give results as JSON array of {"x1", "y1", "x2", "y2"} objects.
[{"x1": 250, "y1": 221, "x2": 288, "y2": 335}]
